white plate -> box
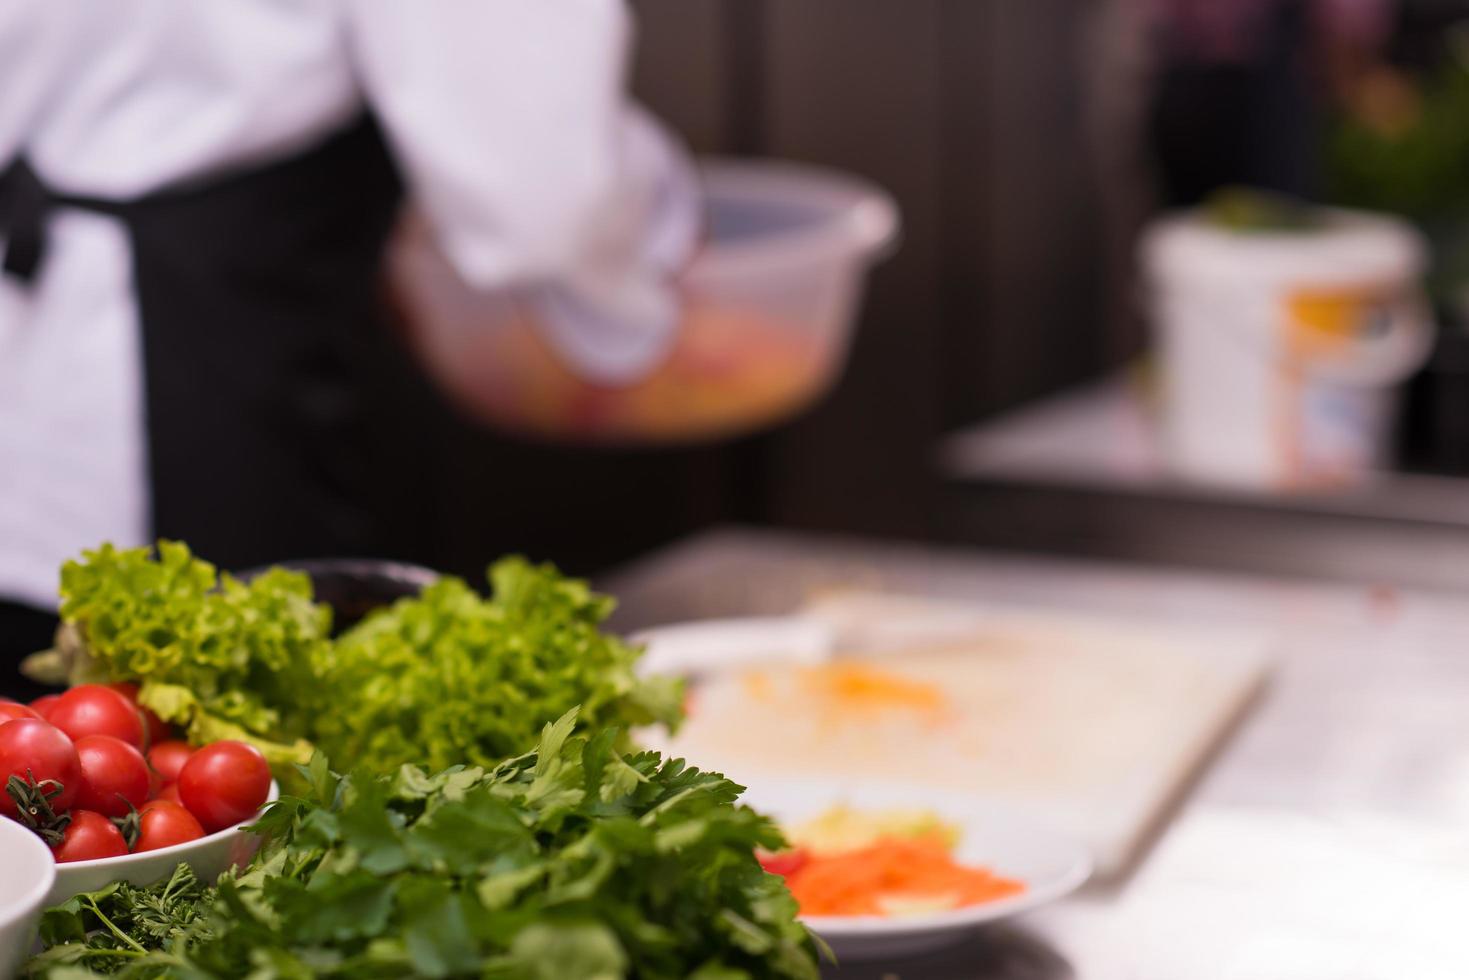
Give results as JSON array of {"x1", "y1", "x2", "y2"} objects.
[
  {"x1": 47, "y1": 780, "x2": 280, "y2": 905},
  {"x1": 740, "y1": 777, "x2": 1093, "y2": 961}
]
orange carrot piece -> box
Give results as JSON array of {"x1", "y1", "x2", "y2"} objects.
[{"x1": 783, "y1": 835, "x2": 1025, "y2": 917}]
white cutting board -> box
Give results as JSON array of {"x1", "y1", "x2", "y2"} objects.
[{"x1": 643, "y1": 592, "x2": 1273, "y2": 878}]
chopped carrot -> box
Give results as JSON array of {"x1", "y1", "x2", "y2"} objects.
[
  {"x1": 781, "y1": 834, "x2": 1024, "y2": 917},
  {"x1": 798, "y1": 663, "x2": 947, "y2": 715}
]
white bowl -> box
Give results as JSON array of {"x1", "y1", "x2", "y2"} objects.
[
  {"x1": 0, "y1": 817, "x2": 56, "y2": 978},
  {"x1": 46, "y1": 781, "x2": 280, "y2": 905}
]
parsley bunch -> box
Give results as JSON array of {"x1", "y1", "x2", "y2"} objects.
[{"x1": 26, "y1": 713, "x2": 821, "y2": 980}]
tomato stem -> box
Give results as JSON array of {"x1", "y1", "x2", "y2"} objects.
[
  {"x1": 5, "y1": 770, "x2": 71, "y2": 845},
  {"x1": 113, "y1": 799, "x2": 142, "y2": 850}
]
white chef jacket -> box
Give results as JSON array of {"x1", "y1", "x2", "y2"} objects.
[{"x1": 0, "y1": 1, "x2": 698, "y2": 609}]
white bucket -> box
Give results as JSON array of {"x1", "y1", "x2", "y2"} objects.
[{"x1": 1142, "y1": 208, "x2": 1432, "y2": 489}]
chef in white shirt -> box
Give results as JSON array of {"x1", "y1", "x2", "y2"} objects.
[{"x1": 0, "y1": 2, "x2": 700, "y2": 697}]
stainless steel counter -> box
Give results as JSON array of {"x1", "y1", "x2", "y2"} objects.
[
  {"x1": 601, "y1": 528, "x2": 1469, "y2": 979},
  {"x1": 940, "y1": 378, "x2": 1469, "y2": 592}
]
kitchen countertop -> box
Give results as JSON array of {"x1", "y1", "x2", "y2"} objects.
[
  {"x1": 600, "y1": 527, "x2": 1469, "y2": 979},
  {"x1": 939, "y1": 377, "x2": 1469, "y2": 591}
]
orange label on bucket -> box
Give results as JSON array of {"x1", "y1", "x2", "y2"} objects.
[
  {"x1": 1285, "y1": 287, "x2": 1395, "y2": 359},
  {"x1": 1275, "y1": 285, "x2": 1402, "y2": 487}
]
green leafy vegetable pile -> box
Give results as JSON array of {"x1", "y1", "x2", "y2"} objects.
[
  {"x1": 33, "y1": 542, "x2": 328, "y2": 765},
  {"x1": 26, "y1": 712, "x2": 821, "y2": 980},
  {"x1": 32, "y1": 544, "x2": 684, "y2": 775},
  {"x1": 313, "y1": 561, "x2": 683, "y2": 773}
]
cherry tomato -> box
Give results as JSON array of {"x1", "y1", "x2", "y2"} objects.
[
  {"x1": 0, "y1": 702, "x2": 41, "y2": 724},
  {"x1": 0, "y1": 718, "x2": 82, "y2": 817},
  {"x1": 757, "y1": 848, "x2": 810, "y2": 878},
  {"x1": 146, "y1": 740, "x2": 193, "y2": 786},
  {"x1": 106, "y1": 683, "x2": 171, "y2": 747},
  {"x1": 153, "y1": 781, "x2": 183, "y2": 805},
  {"x1": 72, "y1": 735, "x2": 151, "y2": 818},
  {"x1": 134, "y1": 799, "x2": 205, "y2": 851},
  {"x1": 177, "y1": 740, "x2": 270, "y2": 833},
  {"x1": 29, "y1": 695, "x2": 61, "y2": 719},
  {"x1": 47, "y1": 685, "x2": 143, "y2": 748},
  {"x1": 52, "y1": 809, "x2": 128, "y2": 862}
]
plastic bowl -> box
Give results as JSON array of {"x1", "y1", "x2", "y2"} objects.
[
  {"x1": 390, "y1": 157, "x2": 899, "y2": 443},
  {"x1": 0, "y1": 817, "x2": 56, "y2": 977},
  {"x1": 689, "y1": 156, "x2": 901, "y2": 374},
  {"x1": 46, "y1": 781, "x2": 279, "y2": 906},
  {"x1": 600, "y1": 158, "x2": 901, "y2": 441}
]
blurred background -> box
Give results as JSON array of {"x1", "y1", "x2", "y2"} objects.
[
  {"x1": 6, "y1": 6, "x2": 1469, "y2": 970},
  {"x1": 386, "y1": 0, "x2": 1469, "y2": 590},
  {"x1": 15, "y1": 0, "x2": 1469, "y2": 591}
]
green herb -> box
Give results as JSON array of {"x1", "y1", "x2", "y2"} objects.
[
  {"x1": 26, "y1": 864, "x2": 213, "y2": 976},
  {"x1": 1202, "y1": 187, "x2": 1320, "y2": 233},
  {"x1": 1327, "y1": 55, "x2": 1469, "y2": 223},
  {"x1": 26, "y1": 712, "x2": 821, "y2": 980}
]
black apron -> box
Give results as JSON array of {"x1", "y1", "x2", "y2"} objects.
[
  {"x1": 0, "y1": 117, "x2": 431, "y2": 572},
  {"x1": 2, "y1": 114, "x2": 732, "y2": 635}
]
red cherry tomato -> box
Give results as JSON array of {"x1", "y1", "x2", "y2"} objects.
[
  {"x1": 0, "y1": 718, "x2": 82, "y2": 817},
  {"x1": 29, "y1": 695, "x2": 61, "y2": 719},
  {"x1": 153, "y1": 781, "x2": 183, "y2": 805},
  {"x1": 52, "y1": 810, "x2": 129, "y2": 862},
  {"x1": 757, "y1": 848, "x2": 810, "y2": 878},
  {"x1": 47, "y1": 685, "x2": 144, "y2": 748},
  {"x1": 146, "y1": 740, "x2": 193, "y2": 786},
  {"x1": 72, "y1": 735, "x2": 151, "y2": 818},
  {"x1": 106, "y1": 683, "x2": 171, "y2": 747},
  {"x1": 134, "y1": 799, "x2": 205, "y2": 851},
  {"x1": 177, "y1": 740, "x2": 271, "y2": 833},
  {"x1": 0, "y1": 702, "x2": 41, "y2": 724}
]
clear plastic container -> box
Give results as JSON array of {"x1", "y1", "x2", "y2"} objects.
[
  {"x1": 390, "y1": 157, "x2": 900, "y2": 443},
  {"x1": 654, "y1": 158, "x2": 902, "y2": 438},
  {"x1": 692, "y1": 157, "x2": 900, "y2": 355}
]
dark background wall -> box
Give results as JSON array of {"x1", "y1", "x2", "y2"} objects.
[{"x1": 629, "y1": 0, "x2": 1112, "y2": 540}]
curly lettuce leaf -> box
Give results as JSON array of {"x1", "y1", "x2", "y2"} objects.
[
  {"x1": 49, "y1": 546, "x2": 683, "y2": 783},
  {"x1": 311, "y1": 558, "x2": 684, "y2": 773},
  {"x1": 54, "y1": 541, "x2": 331, "y2": 759},
  {"x1": 138, "y1": 683, "x2": 314, "y2": 768}
]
